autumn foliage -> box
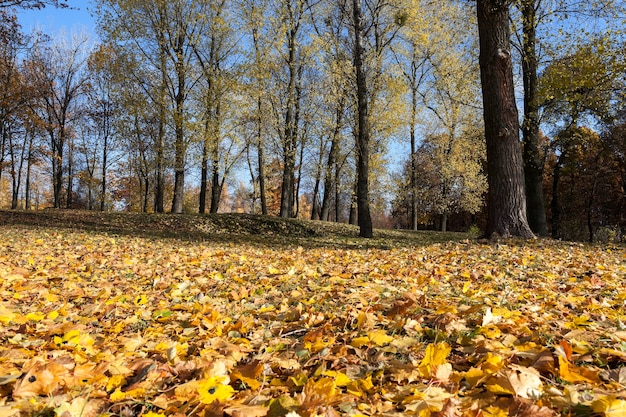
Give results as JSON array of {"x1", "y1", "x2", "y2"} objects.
[{"x1": 0, "y1": 211, "x2": 625, "y2": 416}]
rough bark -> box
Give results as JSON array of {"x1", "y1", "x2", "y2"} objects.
[
  {"x1": 352, "y1": 0, "x2": 373, "y2": 238},
  {"x1": 477, "y1": 0, "x2": 534, "y2": 239},
  {"x1": 279, "y1": 23, "x2": 299, "y2": 219},
  {"x1": 520, "y1": 0, "x2": 548, "y2": 236}
]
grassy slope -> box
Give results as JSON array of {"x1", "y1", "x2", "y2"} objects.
[{"x1": 0, "y1": 209, "x2": 466, "y2": 248}]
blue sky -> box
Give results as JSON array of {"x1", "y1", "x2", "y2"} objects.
[{"x1": 16, "y1": 0, "x2": 96, "y2": 36}]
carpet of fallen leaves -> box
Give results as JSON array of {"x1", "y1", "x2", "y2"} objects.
[{"x1": 0, "y1": 217, "x2": 625, "y2": 417}]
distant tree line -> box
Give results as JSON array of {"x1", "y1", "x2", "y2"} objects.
[{"x1": 0, "y1": 0, "x2": 624, "y2": 241}]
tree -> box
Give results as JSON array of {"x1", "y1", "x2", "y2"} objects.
[
  {"x1": 537, "y1": 37, "x2": 625, "y2": 239},
  {"x1": 476, "y1": 0, "x2": 534, "y2": 238},
  {"x1": 239, "y1": 0, "x2": 274, "y2": 216},
  {"x1": 0, "y1": 9, "x2": 26, "y2": 208},
  {"x1": 86, "y1": 44, "x2": 120, "y2": 211},
  {"x1": 28, "y1": 33, "x2": 90, "y2": 208},
  {"x1": 512, "y1": 1, "x2": 626, "y2": 236},
  {"x1": 274, "y1": 0, "x2": 309, "y2": 219},
  {"x1": 193, "y1": 0, "x2": 242, "y2": 214},
  {"x1": 517, "y1": 0, "x2": 547, "y2": 235},
  {"x1": 95, "y1": 0, "x2": 205, "y2": 213},
  {"x1": 351, "y1": 0, "x2": 373, "y2": 237},
  {"x1": 0, "y1": 0, "x2": 68, "y2": 9}
]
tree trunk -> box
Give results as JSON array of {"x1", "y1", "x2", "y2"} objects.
[
  {"x1": 321, "y1": 101, "x2": 343, "y2": 222},
  {"x1": 100, "y1": 136, "x2": 108, "y2": 211},
  {"x1": 25, "y1": 130, "x2": 33, "y2": 210},
  {"x1": 66, "y1": 136, "x2": 74, "y2": 209},
  {"x1": 50, "y1": 129, "x2": 63, "y2": 209},
  {"x1": 171, "y1": 90, "x2": 186, "y2": 213},
  {"x1": 334, "y1": 158, "x2": 341, "y2": 222},
  {"x1": 353, "y1": 0, "x2": 373, "y2": 238},
  {"x1": 154, "y1": 62, "x2": 167, "y2": 213},
  {"x1": 279, "y1": 24, "x2": 299, "y2": 219},
  {"x1": 257, "y1": 98, "x2": 268, "y2": 215},
  {"x1": 410, "y1": 88, "x2": 418, "y2": 231},
  {"x1": 477, "y1": 0, "x2": 534, "y2": 239},
  {"x1": 143, "y1": 177, "x2": 149, "y2": 213},
  {"x1": 520, "y1": 0, "x2": 548, "y2": 236},
  {"x1": 209, "y1": 152, "x2": 222, "y2": 213},
  {"x1": 199, "y1": 142, "x2": 208, "y2": 214},
  {"x1": 551, "y1": 153, "x2": 563, "y2": 239}
]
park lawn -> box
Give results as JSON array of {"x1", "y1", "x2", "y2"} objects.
[{"x1": 0, "y1": 211, "x2": 625, "y2": 416}]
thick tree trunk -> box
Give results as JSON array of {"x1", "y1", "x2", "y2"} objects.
[
  {"x1": 280, "y1": 27, "x2": 298, "y2": 219},
  {"x1": 477, "y1": 0, "x2": 534, "y2": 239},
  {"x1": 520, "y1": 0, "x2": 548, "y2": 236},
  {"x1": 353, "y1": 0, "x2": 373, "y2": 238}
]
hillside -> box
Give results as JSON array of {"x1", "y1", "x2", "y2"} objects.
[{"x1": 0, "y1": 210, "x2": 465, "y2": 248}]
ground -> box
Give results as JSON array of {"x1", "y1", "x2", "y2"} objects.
[{"x1": 0, "y1": 210, "x2": 624, "y2": 416}]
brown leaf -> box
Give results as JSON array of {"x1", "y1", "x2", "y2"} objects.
[
  {"x1": 509, "y1": 397, "x2": 556, "y2": 417},
  {"x1": 12, "y1": 359, "x2": 70, "y2": 399}
]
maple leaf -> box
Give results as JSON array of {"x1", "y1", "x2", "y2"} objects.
[
  {"x1": 418, "y1": 342, "x2": 451, "y2": 378},
  {"x1": 557, "y1": 356, "x2": 601, "y2": 384},
  {"x1": 486, "y1": 365, "x2": 543, "y2": 399},
  {"x1": 198, "y1": 376, "x2": 236, "y2": 404}
]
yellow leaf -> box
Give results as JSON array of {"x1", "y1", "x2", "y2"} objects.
[
  {"x1": 418, "y1": 342, "x2": 451, "y2": 378},
  {"x1": 304, "y1": 377, "x2": 336, "y2": 401},
  {"x1": 485, "y1": 380, "x2": 515, "y2": 396},
  {"x1": 322, "y1": 370, "x2": 351, "y2": 387},
  {"x1": 367, "y1": 330, "x2": 393, "y2": 346},
  {"x1": 558, "y1": 357, "x2": 600, "y2": 384},
  {"x1": 109, "y1": 388, "x2": 126, "y2": 402},
  {"x1": 134, "y1": 294, "x2": 148, "y2": 306},
  {"x1": 198, "y1": 376, "x2": 235, "y2": 404},
  {"x1": 478, "y1": 324, "x2": 502, "y2": 339},
  {"x1": 482, "y1": 406, "x2": 509, "y2": 417},
  {"x1": 351, "y1": 336, "x2": 370, "y2": 348},
  {"x1": 25, "y1": 312, "x2": 45, "y2": 321},
  {"x1": 477, "y1": 353, "x2": 506, "y2": 380},
  {"x1": 346, "y1": 375, "x2": 374, "y2": 397},
  {"x1": 106, "y1": 375, "x2": 126, "y2": 392},
  {"x1": 0, "y1": 304, "x2": 15, "y2": 324},
  {"x1": 592, "y1": 396, "x2": 626, "y2": 417}
]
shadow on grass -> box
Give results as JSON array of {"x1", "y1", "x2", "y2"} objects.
[{"x1": 0, "y1": 209, "x2": 466, "y2": 249}]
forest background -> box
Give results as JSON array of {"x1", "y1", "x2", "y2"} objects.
[{"x1": 1, "y1": 0, "x2": 625, "y2": 242}]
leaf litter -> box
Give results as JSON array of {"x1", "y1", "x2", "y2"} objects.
[{"x1": 0, "y1": 219, "x2": 624, "y2": 416}]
